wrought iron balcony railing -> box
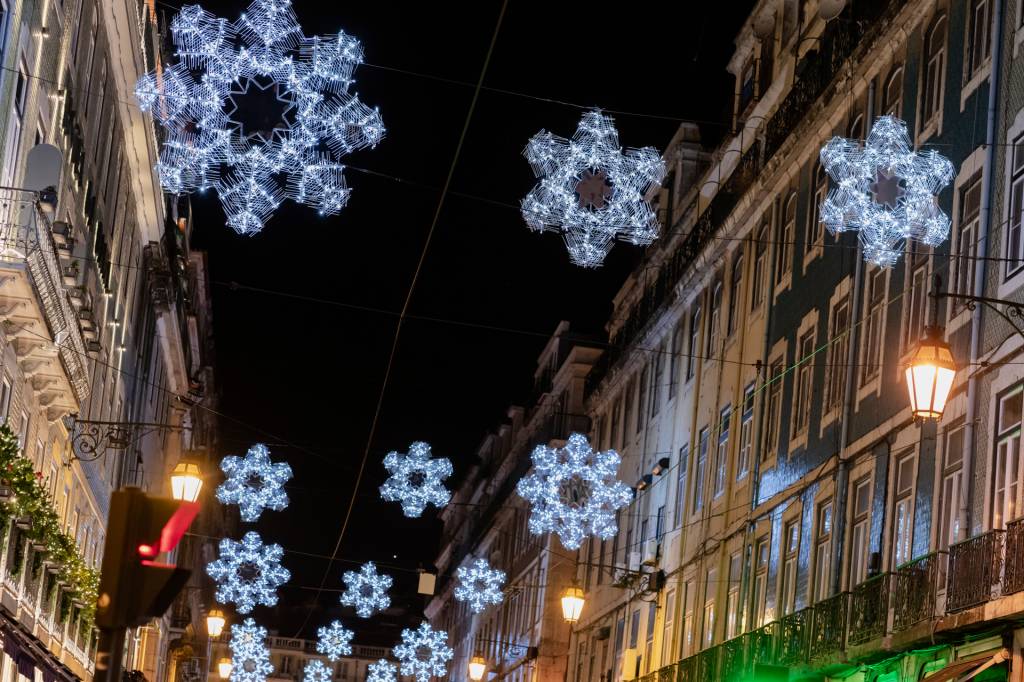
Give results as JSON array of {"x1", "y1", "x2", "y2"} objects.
[
  {"x1": 892, "y1": 552, "x2": 945, "y2": 631},
  {"x1": 848, "y1": 573, "x2": 891, "y2": 645},
  {"x1": 776, "y1": 608, "x2": 810, "y2": 665},
  {"x1": 1003, "y1": 519, "x2": 1024, "y2": 596},
  {"x1": 809, "y1": 592, "x2": 848, "y2": 659},
  {"x1": 947, "y1": 530, "x2": 1005, "y2": 612}
]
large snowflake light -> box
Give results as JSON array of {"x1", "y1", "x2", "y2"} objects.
[
  {"x1": 393, "y1": 622, "x2": 454, "y2": 682},
  {"x1": 316, "y1": 621, "x2": 354, "y2": 661},
  {"x1": 454, "y1": 557, "x2": 506, "y2": 614},
  {"x1": 216, "y1": 443, "x2": 293, "y2": 522},
  {"x1": 135, "y1": 0, "x2": 385, "y2": 235},
  {"x1": 366, "y1": 660, "x2": 397, "y2": 682},
  {"x1": 302, "y1": 660, "x2": 331, "y2": 682},
  {"x1": 820, "y1": 115, "x2": 954, "y2": 267},
  {"x1": 340, "y1": 561, "x2": 392, "y2": 617},
  {"x1": 521, "y1": 109, "x2": 665, "y2": 268},
  {"x1": 207, "y1": 531, "x2": 291, "y2": 613},
  {"x1": 516, "y1": 432, "x2": 632, "y2": 550},
  {"x1": 229, "y1": 618, "x2": 273, "y2": 682},
  {"x1": 379, "y1": 442, "x2": 452, "y2": 517}
]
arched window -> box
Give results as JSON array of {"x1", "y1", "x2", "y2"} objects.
[
  {"x1": 751, "y1": 221, "x2": 769, "y2": 309},
  {"x1": 777, "y1": 193, "x2": 797, "y2": 280},
  {"x1": 883, "y1": 66, "x2": 904, "y2": 117},
  {"x1": 728, "y1": 251, "x2": 744, "y2": 335},
  {"x1": 921, "y1": 15, "x2": 947, "y2": 125},
  {"x1": 848, "y1": 113, "x2": 865, "y2": 140},
  {"x1": 808, "y1": 163, "x2": 828, "y2": 252}
]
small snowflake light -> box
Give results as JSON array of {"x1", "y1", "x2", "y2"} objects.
[
  {"x1": 316, "y1": 621, "x2": 354, "y2": 661},
  {"x1": 516, "y1": 432, "x2": 632, "y2": 550},
  {"x1": 522, "y1": 109, "x2": 665, "y2": 268},
  {"x1": 207, "y1": 531, "x2": 291, "y2": 613},
  {"x1": 340, "y1": 561, "x2": 392, "y2": 617},
  {"x1": 454, "y1": 557, "x2": 506, "y2": 614},
  {"x1": 365, "y1": 660, "x2": 397, "y2": 682},
  {"x1": 820, "y1": 115, "x2": 954, "y2": 267},
  {"x1": 216, "y1": 443, "x2": 293, "y2": 522},
  {"x1": 302, "y1": 661, "x2": 331, "y2": 682},
  {"x1": 379, "y1": 442, "x2": 452, "y2": 517},
  {"x1": 229, "y1": 618, "x2": 273, "y2": 682},
  {"x1": 136, "y1": 0, "x2": 385, "y2": 235},
  {"x1": 393, "y1": 622, "x2": 453, "y2": 682}
]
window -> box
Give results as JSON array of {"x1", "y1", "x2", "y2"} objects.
[
  {"x1": 752, "y1": 535, "x2": 770, "y2": 627},
  {"x1": 687, "y1": 302, "x2": 702, "y2": 379},
  {"x1": 954, "y1": 174, "x2": 982, "y2": 309},
  {"x1": 921, "y1": 14, "x2": 947, "y2": 127},
  {"x1": 655, "y1": 505, "x2": 665, "y2": 541},
  {"x1": 860, "y1": 268, "x2": 886, "y2": 385},
  {"x1": 651, "y1": 342, "x2": 664, "y2": 417},
  {"x1": 813, "y1": 501, "x2": 833, "y2": 602},
  {"x1": 807, "y1": 164, "x2": 827, "y2": 251},
  {"x1": 17, "y1": 411, "x2": 27, "y2": 450},
  {"x1": 826, "y1": 295, "x2": 850, "y2": 412},
  {"x1": 849, "y1": 478, "x2": 872, "y2": 586},
  {"x1": 1009, "y1": 135, "x2": 1024, "y2": 276},
  {"x1": 848, "y1": 112, "x2": 865, "y2": 140},
  {"x1": 892, "y1": 451, "x2": 917, "y2": 567},
  {"x1": 726, "y1": 553, "x2": 742, "y2": 638},
  {"x1": 669, "y1": 322, "x2": 684, "y2": 399},
  {"x1": 994, "y1": 387, "x2": 1024, "y2": 529},
  {"x1": 703, "y1": 567, "x2": 717, "y2": 649},
  {"x1": 938, "y1": 423, "x2": 964, "y2": 550},
  {"x1": 637, "y1": 366, "x2": 648, "y2": 435},
  {"x1": 682, "y1": 580, "x2": 695, "y2": 657},
  {"x1": 675, "y1": 445, "x2": 689, "y2": 528},
  {"x1": 752, "y1": 222, "x2": 769, "y2": 309},
  {"x1": 739, "y1": 59, "x2": 755, "y2": 113},
  {"x1": 714, "y1": 407, "x2": 729, "y2": 498},
  {"x1": 623, "y1": 379, "x2": 634, "y2": 441},
  {"x1": 903, "y1": 244, "x2": 931, "y2": 349},
  {"x1": 728, "y1": 252, "x2": 743, "y2": 335},
  {"x1": 644, "y1": 601, "x2": 657, "y2": 672},
  {"x1": 693, "y1": 428, "x2": 709, "y2": 513},
  {"x1": 629, "y1": 608, "x2": 641, "y2": 649},
  {"x1": 610, "y1": 396, "x2": 621, "y2": 450},
  {"x1": 883, "y1": 66, "x2": 903, "y2": 117},
  {"x1": 708, "y1": 281, "x2": 722, "y2": 358},
  {"x1": 780, "y1": 520, "x2": 800, "y2": 615},
  {"x1": 777, "y1": 194, "x2": 796, "y2": 282},
  {"x1": 663, "y1": 590, "x2": 676, "y2": 666},
  {"x1": 0, "y1": 376, "x2": 11, "y2": 423},
  {"x1": 792, "y1": 328, "x2": 815, "y2": 437},
  {"x1": 14, "y1": 58, "x2": 27, "y2": 118},
  {"x1": 965, "y1": 0, "x2": 993, "y2": 79},
  {"x1": 737, "y1": 385, "x2": 753, "y2": 480},
  {"x1": 764, "y1": 359, "x2": 784, "y2": 460}
]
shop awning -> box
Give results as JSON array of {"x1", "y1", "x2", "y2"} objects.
[{"x1": 923, "y1": 649, "x2": 1009, "y2": 682}]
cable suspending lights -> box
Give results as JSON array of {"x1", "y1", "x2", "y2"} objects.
[
  {"x1": 819, "y1": 115, "x2": 954, "y2": 267},
  {"x1": 340, "y1": 561, "x2": 393, "y2": 618},
  {"x1": 207, "y1": 531, "x2": 291, "y2": 613},
  {"x1": 516, "y1": 432, "x2": 632, "y2": 550},
  {"x1": 522, "y1": 109, "x2": 665, "y2": 268},
  {"x1": 216, "y1": 443, "x2": 293, "y2": 522},
  {"x1": 136, "y1": 0, "x2": 385, "y2": 235},
  {"x1": 379, "y1": 441, "x2": 452, "y2": 517}
]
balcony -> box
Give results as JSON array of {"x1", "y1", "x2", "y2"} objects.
[
  {"x1": 848, "y1": 573, "x2": 890, "y2": 645},
  {"x1": 892, "y1": 552, "x2": 945, "y2": 631},
  {"x1": 0, "y1": 189, "x2": 90, "y2": 417},
  {"x1": 1002, "y1": 519, "x2": 1024, "y2": 596},
  {"x1": 809, "y1": 592, "x2": 848, "y2": 659},
  {"x1": 947, "y1": 530, "x2": 1004, "y2": 613}
]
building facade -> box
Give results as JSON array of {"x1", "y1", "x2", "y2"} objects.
[
  {"x1": 0, "y1": 0, "x2": 219, "y2": 681},
  {"x1": 205, "y1": 633, "x2": 395, "y2": 682}
]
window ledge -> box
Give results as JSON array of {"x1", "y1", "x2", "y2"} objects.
[
  {"x1": 960, "y1": 61, "x2": 991, "y2": 112},
  {"x1": 802, "y1": 241, "x2": 824, "y2": 271}
]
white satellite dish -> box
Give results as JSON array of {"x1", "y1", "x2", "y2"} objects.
[
  {"x1": 24, "y1": 144, "x2": 62, "y2": 193},
  {"x1": 819, "y1": 0, "x2": 848, "y2": 20}
]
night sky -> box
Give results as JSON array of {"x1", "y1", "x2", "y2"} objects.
[{"x1": 185, "y1": 0, "x2": 754, "y2": 642}]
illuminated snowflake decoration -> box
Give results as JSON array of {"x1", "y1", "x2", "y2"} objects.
[
  {"x1": 207, "y1": 531, "x2": 290, "y2": 613},
  {"x1": 316, "y1": 621, "x2": 354, "y2": 662},
  {"x1": 302, "y1": 661, "x2": 331, "y2": 682},
  {"x1": 340, "y1": 561, "x2": 392, "y2": 617},
  {"x1": 521, "y1": 109, "x2": 665, "y2": 268},
  {"x1": 216, "y1": 443, "x2": 293, "y2": 522},
  {"x1": 379, "y1": 441, "x2": 452, "y2": 517},
  {"x1": 366, "y1": 660, "x2": 398, "y2": 682},
  {"x1": 229, "y1": 618, "x2": 273, "y2": 682},
  {"x1": 516, "y1": 432, "x2": 632, "y2": 550},
  {"x1": 135, "y1": 0, "x2": 385, "y2": 235},
  {"x1": 454, "y1": 557, "x2": 506, "y2": 613},
  {"x1": 393, "y1": 622, "x2": 453, "y2": 682},
  {"x1": 819, "y1": 115, "x2": 954, "y2": 267}
]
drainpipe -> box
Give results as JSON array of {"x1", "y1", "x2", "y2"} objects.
[
  {"x1": 831, "y1": 79, "x2": 873, "y2": 595},
  {"x1": 961, "y1": 0, "x2": 1003, "y2": 540}
]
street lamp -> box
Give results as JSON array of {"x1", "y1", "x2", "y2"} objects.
[
  {"x1": 170, "y1": 457, "x2": 204, "y2": 502},
  {"x1": 217, "y1": 659, "x2": 232, "y2": 680},
  {"x1": 468, "y1": 656, "x2": 487, "y2": 681},
  {"x1": 561, "y1": 581, "x2": 585, "y2": 623},
  {"x1": 206, "y1": 609, "x2": 226, "y2": 638},
  {"x1": 905, "y1": 327, "x2": 956, "y2": 420}
]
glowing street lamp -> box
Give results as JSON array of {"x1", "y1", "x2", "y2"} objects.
[
  {"x1": 905, "y1": 327, "x2": 956, "y2": 420},
  {"x1": 171, "y1": 457, "x2": 204, "y2": 502},
  {"x1": 217, "y1": 659, "x2": 232, "y2": 680},
  {"x1": 468, "y1": 656, "x2": 487, "y2": 681},
  {"x1": 561, "y1": 582, "x2": 585, "y2": 623},
  {"x1": 206, "y1": 609, "x2": 226, "y2": 638}
]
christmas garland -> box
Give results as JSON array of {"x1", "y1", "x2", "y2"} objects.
[{"x1": 0, "y1": 425, "x2": 98, "y2": 627}]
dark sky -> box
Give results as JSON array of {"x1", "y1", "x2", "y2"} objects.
[{"x1": 186, "y1": 0, "x2": 754, "y2": 642}]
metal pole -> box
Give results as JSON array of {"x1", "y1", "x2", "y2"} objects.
[{"x1": 94, "y1": 627, "x2": 126, "y2": 682}]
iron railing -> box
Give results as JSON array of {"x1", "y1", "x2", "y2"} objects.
[
  {"x1": 892, "y1": 552, "x2": 945, "y2": 631},
  {"x1": 776, "y1": 608, "x2": 810, "y2": 665},
  {"x1": 947, "y1": 530, "x2": 1005, "y2": 612},
  {"x1": 848, "y1": 573, "x2": 890, "y2": 645},
  {"x1": 719, "y1": 633, "x2": 749, "y2": 681},
  {"x1": 1004, "y1": 519, "x2": 1024, "y2": 595},
  {"x1": 809, "y1": 592, "x2": 848, "y2": 658}
]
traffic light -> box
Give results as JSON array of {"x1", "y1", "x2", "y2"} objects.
[{"x1": 96, "y1": 487, "x2": 200, "y2": 629}]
